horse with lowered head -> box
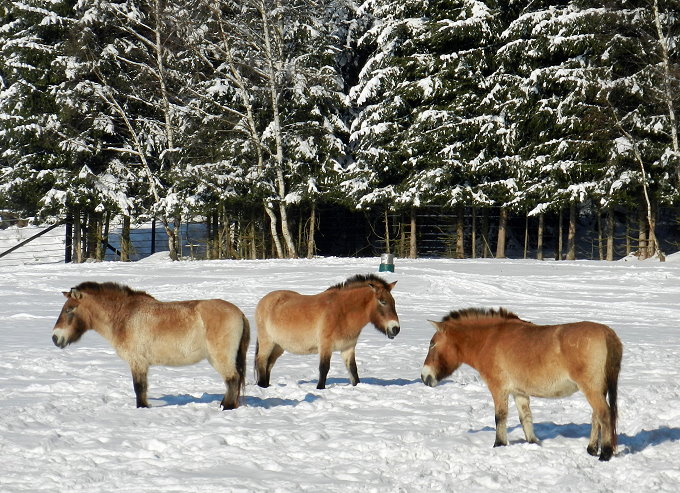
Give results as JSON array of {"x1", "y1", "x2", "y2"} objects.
[
  {"x1": 255, "y1": 274, "x2": 400, "y2": 389},
  {"x1": 421, "y1": 307, "x2": 622, "y2": 461},
  {"x1": 52, "y1": 282, "x2": 250, "y2": 410}
]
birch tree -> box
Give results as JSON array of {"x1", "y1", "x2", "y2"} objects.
[{"x1": 65, "y1": 0, "x2": 196, "y2": 259}]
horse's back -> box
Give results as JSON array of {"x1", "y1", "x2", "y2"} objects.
[
  {"x1": 125, "y1": 298, "x2": 246, "y2": 367},
  {"x1": 489, "y1": 320, "x2": 618, "y2": 398},
  {"x1": 256, "y1": 289, "x2": 328, "y2": 354}
]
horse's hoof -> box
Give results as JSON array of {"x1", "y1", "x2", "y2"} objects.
[
  {"x1": 587, "y1": 445, "x2": 599, "y2": 456},
  {"x1": 598, "y1": 446, "x2": 614, "y2": 461}
]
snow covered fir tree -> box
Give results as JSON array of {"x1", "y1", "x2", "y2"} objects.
[{"x1": 1, "y1": 0, "x2": 679, "y2": 261}]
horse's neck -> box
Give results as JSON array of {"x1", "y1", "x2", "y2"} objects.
[
  {"x1": 456, "y1": 323, "x2": 497, "y2": 368},
  {"x1": 87, "y1": 295, "x2": 137, "y2": 340},
  {"x1": 335, "y1": 287, "x2": 373, "y2": 319}
]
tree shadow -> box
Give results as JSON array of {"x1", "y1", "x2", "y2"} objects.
[
  {"x1": 157, "y1": 392, "x2": 321, "y2": 409},
  {"x1": 470, "y1": 422, "x2": 680, "y2": 454}
]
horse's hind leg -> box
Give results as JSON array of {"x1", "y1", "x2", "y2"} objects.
[
  {"x1": 341, "y1": 347, "x2": 359, "y2": 386},
  {"x1": 583, "y1": 388, "x2": 613, "y2": 461},
  {"x1": 221, "y1": 376, "x2": 240, "y2": 410},
  {"x1": 513, "y1": 394, "x2": 539, "y2": 444},
  {"x1": 265, "y1": 345, "x2": 284, "y2": 386},
  {"x1": 130, "y1": 365, "x2": 150, "y2": 408},
  {"x1": 587, "y1": 409, "x2": 602, "y2": 457},
  {"x1": 255, "y1": 341, "x2": 282, "y2": 388}
]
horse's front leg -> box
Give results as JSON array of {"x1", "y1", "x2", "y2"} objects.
[
  {"x1": 513, "y1": 394, "x2": 539, "y2": 444},
  {"x1": 130, "y1": 365, "x2": 149, "y2": 408},
  {"x1": 317, "y1": 348, "x2": 332, "y2": 390},
  {"x1": 491, "y1": 388, "x2": 510, "y2": 447},
  {"x1": 341, "y1": 347, "x2": 359, "y2": 386}
]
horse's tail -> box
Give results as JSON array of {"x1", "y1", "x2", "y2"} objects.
[
  {"x1": 605, "y1": 329, "x2": 623, "y2": 449},
  {"x1": 236, "y1": 314, "x2": 250, "y2": 399}
]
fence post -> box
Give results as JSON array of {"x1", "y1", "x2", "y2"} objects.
[
  {"x1": 151, "y1": 218, "x2": 156, "y2": 255},
  {"x1": 65, "y1": 218, "x2": 73, "y2": 263}
]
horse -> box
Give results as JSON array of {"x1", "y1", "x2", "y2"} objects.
[
  {"x1": 421, "y1": 308, "x2": 622, "y2": 461},
  {"x1": 254, "y1": 274, "x2": 400, "y2": 389},
  {"x1": 51, "y1": 281, "x2": 250, "y2": 410}
]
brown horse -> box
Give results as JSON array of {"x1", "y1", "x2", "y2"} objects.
[
  {"x1": 421, "y1": 308, "x2": 622, "y2": 461},
  {"x1": 52, "y1": 282, "x2": 250, "y2": 410},
  {"x1": 255, "y1": 274, "x2": 400, "y2": 389}
]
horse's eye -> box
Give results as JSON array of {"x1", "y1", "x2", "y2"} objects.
[
  {"x1": 379, "y1": 300, "x2": 387, "y2": 306},
  {"x1": 65, "y1": 307, "x2": 75, "y2": 314},
  {"x1": 429, "y1": 341, "x2": 436, "y2": 349}
]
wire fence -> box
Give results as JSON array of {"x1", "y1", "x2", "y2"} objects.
[{"x1": 0, "y1": 219, "x2": 211, "y2": 266}]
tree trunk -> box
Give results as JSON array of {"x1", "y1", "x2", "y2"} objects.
[
  {"x1": 536, "y1": 213, "x2": 544, "y2": 260},
  {"x1": 264, "y1": 203, "x2": 284, "y2": 259},
  {"x1": 471, "y1": 207, "x2": 477, "y2": 259},
  {"x1": 121, "y1": 215, "x2": 131, "y2": 262},
  {"x1": 523, "y1": 213, "x2": 529, "y2": 259},
  {"x1": 307, "y1": 202, "x2": 316, "y2": 259},
  {"x1": 100, "y1": 211, "x2": 110, "y2": 261},
  {"x1": 409, "y1": 208, "x2": 417, "y2": 259},
  {"x1": 556, "y1": 208, "x2": 563, "y2": 260},
  {"x1": 86, "y1": 212, "x2": 101, "y2": 261},
  {"x1": 384, "y1": 209, "x2": 391, "y2": 254},
  {"x1": 566, "y1": 202, "x2": 576, "y2": 260},
  {"x1": 456, "y1": 206, "x2": 465, "y2": 259},
  {"x1": 496, "y1": 207, "x2": 507, "y2": 259},
  {"x1": 625, "y1": 214, "x2": 632, "y2": 256},
  {"x1": 606, "y1": 208, "x2": 615, "y2": 261},
  {"x1": 73, "y1": 211, "x2": 83, "y2": 264},
  {"x1": 250, "y1": 220, "x2": 257, "y2": 260},
  {"x1": 481, "y1": 209, "x2": 490, "y2": 258},
  {"x1": 596, "y1": 210, "x2": 603, "y2": 260},
  {"x1": 638, "y1": 208, "x2": 648, "y2": 260}
]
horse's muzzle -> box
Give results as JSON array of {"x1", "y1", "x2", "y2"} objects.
[
  {"x1": 421, "y1": 366, "x2": 438, "y2": 387},
  {"x1": 421, "y1": 374, "x2": 436, "y2": 387},
  {"x1": 52, "y1": 330, "x2": 68, "y2": 349},
  {"x1": 386, "y1": 321, "x2": 400, "y2": 339}
]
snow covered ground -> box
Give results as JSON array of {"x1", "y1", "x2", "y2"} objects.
[{"x1": 1, "y1": 255, "x2": 679, "y2": 492}]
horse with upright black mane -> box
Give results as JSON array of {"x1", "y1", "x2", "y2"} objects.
[
  {"x1": 421, "y1": 307, "x2": 622, "y2": 461},
  {"x1": 255, "y1": 274, "x2": 400, "y2": 389},
  {"x1": 52, "y1": 282, "x2": 250, "y2": 410}
]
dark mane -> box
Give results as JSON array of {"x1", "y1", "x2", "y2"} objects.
[
  {"x1": 73, "y1": 281, "x2": 154, "y2": 299},
  {"x1": 442, "y1": 307, "x2": 520, "y2": 322},
  {"x1": 327, "y1": 273, "x2": 390, "y2": 291}
]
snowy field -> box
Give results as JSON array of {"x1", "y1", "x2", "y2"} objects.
[{"x1": 1, "y1": 255, "x2": 680, "y2": 492}]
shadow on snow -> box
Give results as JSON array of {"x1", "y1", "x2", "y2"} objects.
[
  {"x1": 297, "y1": 376, "x2": 421, "y2": 387},
  {"x1": 157, "y1": 392, "x2": 321, "y2": 409},
  {"x1": 470, "y1": 422, "x2": 680, "y2": 454}
]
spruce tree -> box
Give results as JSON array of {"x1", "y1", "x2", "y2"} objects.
[{"x1": 0, "y1": 0, "x2": 77, "y2": 215}]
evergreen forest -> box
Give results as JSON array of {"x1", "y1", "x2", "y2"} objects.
[{"x1": 1, "y1": 0, "x2": 679, "y2": 260}]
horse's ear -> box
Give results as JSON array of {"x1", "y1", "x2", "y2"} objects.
[
  {"x1": 62, "y1": 291, "x2": 70, "y2": 298},
  {"x1": 69, "y1": 288, "x2": 84, "y2": 300},
  {"x1": 388, "y1": 281, "x2": 397, "y2": 291},
  {"x1": 428, "y1": 320, "x2": 445, "y2": 332}
]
